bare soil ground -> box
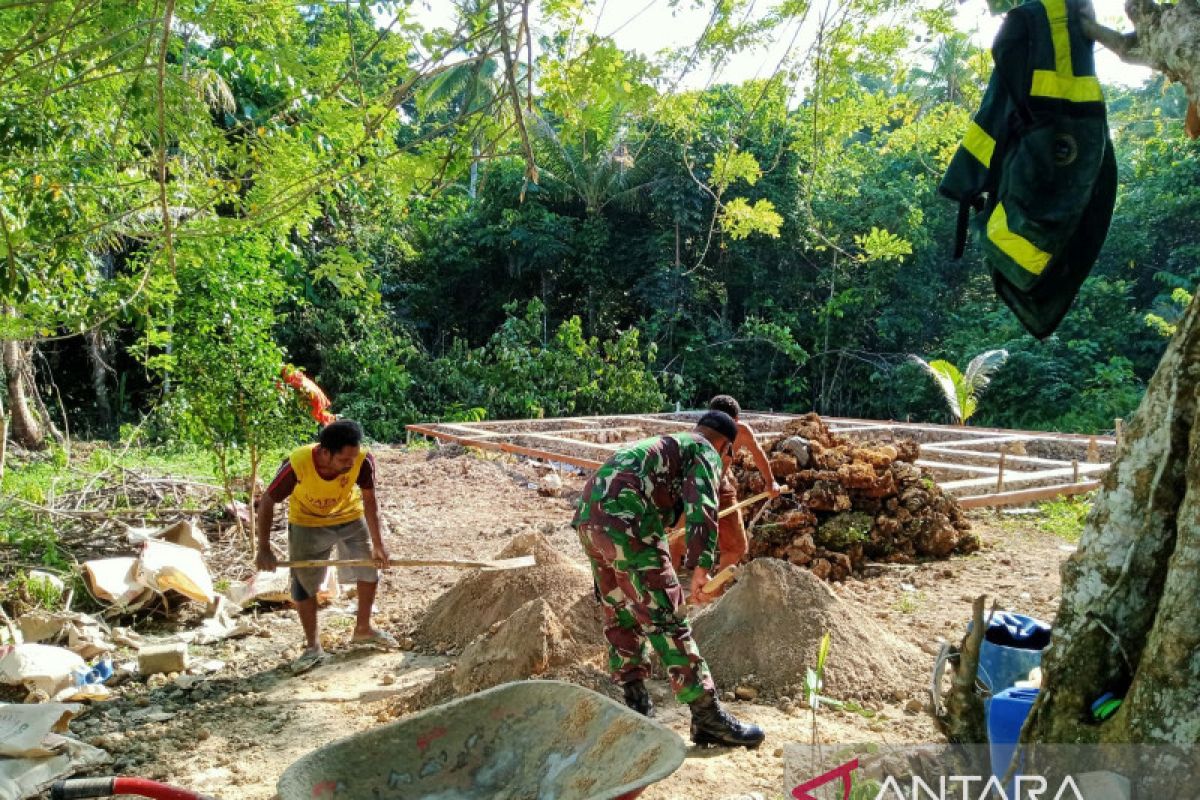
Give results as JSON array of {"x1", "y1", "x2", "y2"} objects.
[{"x1": 65, "y1": 445, "x2": 1073, "y2": 800}]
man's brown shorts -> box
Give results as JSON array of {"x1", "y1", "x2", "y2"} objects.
[{"x1": 288, "y1": 517, "x2": 376, "y2": 601}]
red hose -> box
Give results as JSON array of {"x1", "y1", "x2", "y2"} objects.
[{"x1": 112, "y1": 778, "x2": 216, "y2": 800}]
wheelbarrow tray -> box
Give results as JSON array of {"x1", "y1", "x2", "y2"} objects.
[{"x1": 277, "y1": 680, "x2": 687, "y2": 800}]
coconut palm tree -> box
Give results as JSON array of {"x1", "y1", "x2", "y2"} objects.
[
  {"x1": 415, "y1": 6, "x2": 506, "y2": 199},
  {"x1": 909, "y1": 349, "x2": 1009, "y2": 425}
]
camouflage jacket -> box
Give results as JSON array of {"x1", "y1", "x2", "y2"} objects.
[{"x1": 573, "y1": 432, "x2": 723, "y2": 570}]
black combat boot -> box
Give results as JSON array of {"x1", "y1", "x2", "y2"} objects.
[
  {"x1": 622, "y1": 680, "x2": 655, "y2": 717},
  {"x1": 689, "y1": 692, "x2": 765, "y2": 748}
]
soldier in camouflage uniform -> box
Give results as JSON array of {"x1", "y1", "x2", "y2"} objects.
[{"x1": 574, "y1": 410, "x2": 765, "y2": 748}]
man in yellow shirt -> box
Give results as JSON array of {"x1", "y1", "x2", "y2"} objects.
[{"x1": 255, "y1": 420, "x2": 395, "y2": 671}]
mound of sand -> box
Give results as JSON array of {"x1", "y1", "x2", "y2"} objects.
[
  {"x1": 692, "y1": 558, "x2": 924, "y2": 701},
  {"x1": 414, "y1": 531, "x2": 603, "y2": 653},
  {"x1": 452, "y1": 597, "x2": 574, "y2": 694}
]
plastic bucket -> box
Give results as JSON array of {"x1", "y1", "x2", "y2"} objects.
[
  {"x1": 986, "y1": 686, "x2": 1039, "y2": 792},
  {"x1": 977, "y1": 612, "x2": 1050, "y2": 705}
]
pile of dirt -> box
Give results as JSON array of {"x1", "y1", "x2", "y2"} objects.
[
  {"x1": 451, "y1": 597, "x2": 575, "y2": 694},
  {"x1": 738, "y1": 413, "x2": 978, "y2": 579},
  {"x1": 692, "y1": 558, "x2": 924, "y2": 701},
  {"x1": 398, "y1": 532, "x2": 605, "y2": 713},
  {"x1": 413, "y1": 531, "x2": 602, "y2": 654}
]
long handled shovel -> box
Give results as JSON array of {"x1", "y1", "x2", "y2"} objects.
[
  {"x1": 279, "y1": 555, "x2": 536, "y2": 571},
  {"x1": 667, "y1": 486, "x2": 792, "y2": 549}
]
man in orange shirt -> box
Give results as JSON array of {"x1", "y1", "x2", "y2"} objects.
[
  {"x1": 280, "y1": 365, "x2": 337, "y2": 427},
  {"x1": 255, "y1": 420, "x2": 395, "y2": 672},
  {"x1": 670, "y1": 395, "x2": 783, "y2": 593}
]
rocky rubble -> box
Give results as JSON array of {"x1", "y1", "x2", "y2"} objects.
[{"x1": 737, "y1": 413, "x2": 978, "y2": 580}]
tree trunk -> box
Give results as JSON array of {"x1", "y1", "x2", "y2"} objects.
[
  {"x1": 1024, "y1": 0, "x2": 1200, "y2": 744},
  {"x1": 1125, "y1": 0, "x2": 1200, "y2": 108},
  {"x1": 469, "y1": 138, "x2": 480, "y2": 199},
  {"x1": 1027, "y1": 289, "x2": 1200, "y2": 748},
  {"x1": 28, "y1": 352, "x2": 65, "y2": 447},
  {"x1": 1081, "y1": 0, "x2": 1200, "y2": 109},
  {"x1": 0, "y1": 389, "x2": 8, "y2": 484},
  {"x1": 87, "y1": 328, "x2": 114, "y2": 431},
  {"x1": 2, "y1": 337, "x2": 44, "y2": 450}
]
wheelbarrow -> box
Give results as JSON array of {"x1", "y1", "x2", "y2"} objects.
[{"x1": 52, "y1": 680, "x2": 687, "y2": 800}]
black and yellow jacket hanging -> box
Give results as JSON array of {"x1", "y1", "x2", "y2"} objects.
[{"x1": 940, "y1": 0, "x2": 1116, "y2": 339}]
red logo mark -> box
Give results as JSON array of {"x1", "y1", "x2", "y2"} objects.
[
  {"x1": 792, "y1": 758, "x2": 860, "y2": 800},
  {"x1": 417, "y1": 726, "x2": 448, "y2": 753},
  {"x1": 312, "y1": 780, "x2": 344, "y2": 797}
]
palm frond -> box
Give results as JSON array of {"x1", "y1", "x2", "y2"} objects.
[
  {"x1": 910, "y1": 355, "x2": 966, "y2": 423},
  {"x1": 963, "y1": 349, "x2": 1009, "y2": 393},
  {"x1": 190, "y1": 68, "x2": 235, "y2": 115}
]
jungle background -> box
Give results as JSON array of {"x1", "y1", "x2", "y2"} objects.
[{"x1": 2, "y1": 0, "x2": 1196, "y2": 458}]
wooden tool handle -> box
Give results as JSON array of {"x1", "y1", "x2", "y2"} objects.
[
  {"x1": 667, "y1": 486, "x2": 792, "y2": 545},
  {"x1": 702, "y1": 565, "x2": 738, "y2": 594},
  {"x1": 278, "y1": 555, "x2": 536, "y2": 571},
  {"x1": 721, "y1": 488, "x2": 773, "y2": 518}
]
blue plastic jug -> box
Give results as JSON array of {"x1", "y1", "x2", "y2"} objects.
[
  {"x1": 977, "y1": 612, "x2": 1050, "y2": 703},
  {"x1": 987, "y1": 686, "x2": 1039, "y2": 792}
]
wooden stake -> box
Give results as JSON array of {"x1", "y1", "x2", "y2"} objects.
[
  {"x1": 996, "y1": 452, "x2": 1007, "y2": 494},
  {"x1": 958, "y1": 480, "x2": 1101, "y2": 509},
  {"x1": 279, "y1": 555, "x2": 536, "y2": 571},
  {"x1": 1072, "y1": 460, "x2": 1080, "y2": 483}
]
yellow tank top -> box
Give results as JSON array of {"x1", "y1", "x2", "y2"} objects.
[{"x1": 287, "y1": 444, "x2": 367, "y2": 527}]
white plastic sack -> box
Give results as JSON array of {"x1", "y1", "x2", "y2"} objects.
[
  {"x1": 0, "y1": 645, "x2": 85, "y2": 698},
  {"x1": 0, "y1": 702, "x2": 79, "y2": 757},
  {"x1": 81, "y1": 558, "x2": 153, "y2": 609},
  {"x1": 0, "y1": 735, "x2": 109, "y2": 800},
  {"x1": 137, "y1": 539, "x2": 215, "y2": 605},
  {"x1": 17, "y1": 612, "x2": 112, "y2": 660},
  {"x1": 126, "y1": 518, "x2": 208, "y2": 553},
  {"x1": 228, "y1": 567, "x2": 338, "y2": 607}
]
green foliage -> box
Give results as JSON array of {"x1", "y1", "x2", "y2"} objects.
[
  {"x1": 710, "y1": 148, "x2": 764, "y2": 192},
  {"x1": 0, "y1": 509, "x2": 66, "y2": 570},
  {"x1": 2, "y1": 571, "x2": 64, "y2": 613},
  {"x1": 720, "y1": 197, "x2": 784, "y2": 240},
  {"x1": 816, "y1": 512, "x2": 873, "y2": 549},
  {"x1": 151, "y1": 235, "x2": 310, "y2": 496},
  {"x1": 2, "y1": 460, "x2": 64, "y2": 505},
  {"x1": 806, "y1": 631, "x2": 833, "y2": 710},
  {"x1": 895, "y1": 590, "x2": 926, "y2": 614},
  {"x1": 423, "y1": 299, "x2": 666, "y2": 420},
  {"x1": 1145, "y1": 288, "x2": 1194, "y2": 338},
  {"x1": 854, "y1": 227, "x2": 914, "y2": 263},
  {"x1": 2, "y1": 0, "x2": 1195, "y2": 446},
  {"x1": 1037, "y1": 496, "x2": 1093, "y2": 543}
]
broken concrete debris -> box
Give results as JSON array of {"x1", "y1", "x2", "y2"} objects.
[
  {"x1": 2, "y1": 518, "x2": 259, "y2": 711},
  {"x1": 137, "y1": 643, "x2": 189, "y2": 676}
]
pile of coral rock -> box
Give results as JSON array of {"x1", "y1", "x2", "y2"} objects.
[{"x1": 737, "y1": 413, "x2": 978, "y2": 580}]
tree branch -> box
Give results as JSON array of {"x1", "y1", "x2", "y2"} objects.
[
  {"x1": 156, "y1": 0, "x2": 178, "y2": 278},
  {"x1": 496, "y1": 0, "x2": 538, "y2": 191},
  {"x1": 1079, "y1": 17, "x2": 1147, "y2": 65}
]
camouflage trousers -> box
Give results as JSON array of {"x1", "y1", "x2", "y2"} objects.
[{"x1": 576, "y1": 507, "x2": 716, "y2": 704}]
